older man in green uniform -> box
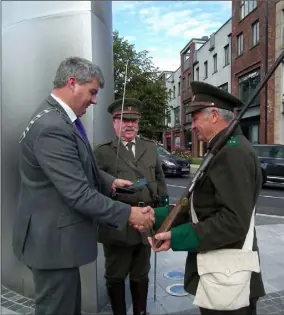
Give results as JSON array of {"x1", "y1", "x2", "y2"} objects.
[
  {"x1": 150, "y1": 81, "x2": 265, "y2": 315},
  {"x1": 94, "y1": 98, "x2": 168, "y2": 315}
]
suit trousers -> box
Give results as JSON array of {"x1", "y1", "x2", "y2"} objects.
[
  {"x1": 199, "y1": 298, "x2": 258, "y2": 315},
  {"x1": 30, "y1": 267, "x2": 81, "y2": 315}
]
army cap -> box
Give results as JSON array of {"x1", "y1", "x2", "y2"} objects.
[
  {"x1": 188, "y1": 81, "x2": 244, "y2": 114},
  {"x1": 108, "y1": 98, "x2": 142, "y2": 120}
]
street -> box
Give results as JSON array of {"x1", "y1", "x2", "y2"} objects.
[{"x1": 166, "y1": 175, "x2": 284, "y2": 217}]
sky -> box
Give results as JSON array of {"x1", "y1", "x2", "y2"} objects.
[{"x1": 112, "y1": 0, "x2": 232, "y2": 72}]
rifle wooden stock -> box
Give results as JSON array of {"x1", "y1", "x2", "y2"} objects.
[
  {"x1": 153, "y1": 49, "x2": 284, "y2": 249},
  {"x1": 154, "y1": 203, "x2": 183, "y2": 248}
]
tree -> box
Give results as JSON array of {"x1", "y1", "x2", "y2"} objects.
[{"x1": 113, "y1": 30, "x2": 171, "y2": 140}]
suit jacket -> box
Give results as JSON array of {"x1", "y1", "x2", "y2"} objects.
[
  {"x1": 94, "y1": 136, "x2": 168, "y2": 246},
  {"x1": 172, "y1": 126, "x2": 265, "y2": 298},
  {"x1": 12, "y1": 95, "x2": 131, "y2": 269}
]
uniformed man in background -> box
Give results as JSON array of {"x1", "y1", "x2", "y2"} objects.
[
  {"x1": 94, "y1": 98, "x2": 168, "y2": 315},
  {"x1": 150, "y1": 81, "x2": 265, "y2": 315}
]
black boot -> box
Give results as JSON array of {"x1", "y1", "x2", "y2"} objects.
[
  {"x1": 106, "y1": 280, "x2": 127, "y2": 315},
  {"x1": 130, "y1": 278, "x2": 149, "y2": 315}
]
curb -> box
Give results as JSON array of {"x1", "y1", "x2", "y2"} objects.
[{"x1": 190, "y1": 164, "x2": 199, "y2": 175}]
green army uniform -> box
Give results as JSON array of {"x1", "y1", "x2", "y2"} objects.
[
  {"x1": 154, "y1": 81, "x2": 265, "y2": 315},
  {"x1": 94, "y1": 98, "x2": 168, "y2": 315}
]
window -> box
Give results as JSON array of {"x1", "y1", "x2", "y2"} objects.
[
  {"x1": 237, "y1": 33, "x2": 243, "y2": 56},
  {"x1": 250, "y1": 125, "x2": 259, "y2": 144},
  {"x1": 173, "y1": 86, "x2": 176, "y2": 98},
  {"x1": 185, "y1": 103, "x2": 192, "y2": 123},
  {"x1": 178, "y1": 82, "x2": 180, "y2": 95},
  {"x1": 224, "y1": 45, "x2": 230, "y2": 66},
  {"x1": 204, "y1": 61, "x2": 208, "y2": 79},
  {"x1": 174, "y1": 107, "x2": 180, "y2": 126},
  {"x1": 188, "y1": 73, "x2": 191, "y2": 88},
  {"x1": 213, "y1": 54, "x2": 217, "y2": 73},
  {"x1": 174, "y1": 136, "x2": 181, "y2": 148},
  {"x1": 219, "y1": 83, "x2": 229, "y2": 92},
  {"x1": 253, "y1": 145, "x2": 284, "y2": 158},
  {"x1": 185, "y1": 113, "x2": 191, "y2": 123},
  {"x1": 252, "y1": 21, "x2": 259, "y2": 46},
  {"x1": 157, "y1": 146, "x2": 171, "y2": 155},
  {"x1": 196, "y1": 67, "x2": 199, "y2": 81},
  {"x1": 238, "y1": 70, "x2": 260, "y2": 105},
  {"x1": 165, "y1": 110, "x2": 171, "y2": 127},
  {"x1": 240, "y1": 0, "x2": 257, "y2": 20}
]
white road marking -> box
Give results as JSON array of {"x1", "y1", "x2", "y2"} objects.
[
  {"x1": 167, "y1": 184, "x2": 284, "y2": 200},
  {"x1": 167, "y1": 184, "x2": 186, "y2": 188},
  {"x1": 256, "y1": 213, "x2": 284, "y2": 219},
  {"x1": 259, "y1": 195, "x2": 284, "y2": 200}
]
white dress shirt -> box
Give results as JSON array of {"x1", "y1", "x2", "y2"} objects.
[
  {"x1": 50, "y1": 93, "x2": 77, "y2": 123},
  {"x1": 122, "y1": 139, "x2": 136, "y2": 157}
]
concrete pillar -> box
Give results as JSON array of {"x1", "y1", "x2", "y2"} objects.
[{"x1": 1, "y1": 1, "x2": 113, "y2": 312}]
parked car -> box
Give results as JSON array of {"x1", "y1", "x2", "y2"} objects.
[
  {"x1": 252, "y1": 144, "x2": 284, "y2": 186},
  {"x1": 157, "y1": 145, "x2": 190, "y2": 177}
]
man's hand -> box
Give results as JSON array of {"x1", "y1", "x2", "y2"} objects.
[
  {"x1": 129, "y1": 206, "x2": 155, "y2": 231},
  {"x1": 112, "y1": 179, "x2": 133, "y2": 193},
  {"x1": 148, "y1": 231, "x2": 171, "y2": 252}
]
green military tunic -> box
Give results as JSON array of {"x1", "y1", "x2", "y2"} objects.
[
  {"x1": 94, "y1": 136, "x2": 168, "y2": 279},
  {"x1": 154, "y1": 126, "x2": 266, "y2": 300}
]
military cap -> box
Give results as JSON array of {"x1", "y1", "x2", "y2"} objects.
[
  {"x1": 108, "y1": 98, "x2": 142, "y2": 119},
  {"x1": 188, "y1": 81, "x2": 244, "y2": 114}
]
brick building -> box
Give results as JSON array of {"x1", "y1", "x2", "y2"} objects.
[
  {"x1": 231, "y1": 0, "x2": 279, "y2": 144},
  {"x1": 274, "y1": 1, "x2": 284, "y2": 144},
  {"x1": 162, "y1": 0, "x2": 284, "y2": 155},
  {"x1": 180, "y1": 38, "x2": 207, "y2": 156}
]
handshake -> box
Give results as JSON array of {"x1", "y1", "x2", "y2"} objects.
[{"x1": 128, "y1": 205, "x2": 155, "y2": 231}]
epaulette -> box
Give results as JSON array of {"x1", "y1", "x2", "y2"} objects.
[
  {"x1": 226, "y1": 136, "x2": 239, "y2": 147},
  {"x1": 96, "y1": 141, "x2": 112, "y2": 148},
  {"x1": 138, "y1": 135, "x2": 155, "y2": 143},
  {"x1": 19, "y1": 107, "x2": 56, "y2": 143}
]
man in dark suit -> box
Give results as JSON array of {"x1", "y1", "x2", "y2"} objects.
[
  {"x1": 150, "y1": 81, "x2": 265, "y2": 315},
  {"x1": 94, "y1": 98, "x2": 168, "y2": 315},
  {"x1": 12, "y1": 57, "x2": 154, "y2": 315}
]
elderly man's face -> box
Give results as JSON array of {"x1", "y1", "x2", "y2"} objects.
[
  {"x1": 68, "y1": 77, "x2": 100, "y2": 117},
  {"x1": 191, "y1": 109, "x2": 218, "y2": 142},
  {"x1": 113, "y1": 117, "x2": 139, "y2": 141}
]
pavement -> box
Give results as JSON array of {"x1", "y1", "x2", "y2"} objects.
[{"x1": 2, "y1": 173, "x2": 284, "y2": 314}]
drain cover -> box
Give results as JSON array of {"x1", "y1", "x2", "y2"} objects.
[
  {"x1": 163, "y1": 271, "x2": 184, "y2": 280},
  {"x1": 166, "y1": 284, "x2": 188, "y2": 297}
]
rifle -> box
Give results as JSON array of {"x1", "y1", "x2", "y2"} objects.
[{"x1": 153, "y1": 49, "x2": 284, "y2": 248}]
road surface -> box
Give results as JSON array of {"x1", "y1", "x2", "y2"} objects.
[{"x1": 166, "y1": 175, "x2": 284, "y2": 217}]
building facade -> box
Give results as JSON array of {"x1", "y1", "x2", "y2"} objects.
[
  {"x1": 162, "y1": 0, "x2": 284, "y2": 155},
  {"x1": 274, "y1": 0, "x2": 284, "y2": 144},
  {"x1": 179, "y1": 38, "x2": 207, "y2": 156},
  {"x1": 231, "y1": 0, "x2": 279, "y2": 144},
  {"x1": 191, "y1": 19, "x2": 232, "y2": 156},
  {"x1": 161, "y1": 67, "x2": 182, "y2": 152}
]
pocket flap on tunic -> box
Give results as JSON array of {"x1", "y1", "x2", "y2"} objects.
[{"x1": 57, "y1": 215, "x2": 84, "y2": 228}]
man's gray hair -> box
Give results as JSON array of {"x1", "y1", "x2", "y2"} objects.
[
  {"x1": 203, "y1": 107, "x2": 234, "y2": 122},
  {"x1": 53, "y1": 57, "x2": 105, "y2": 89}
]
